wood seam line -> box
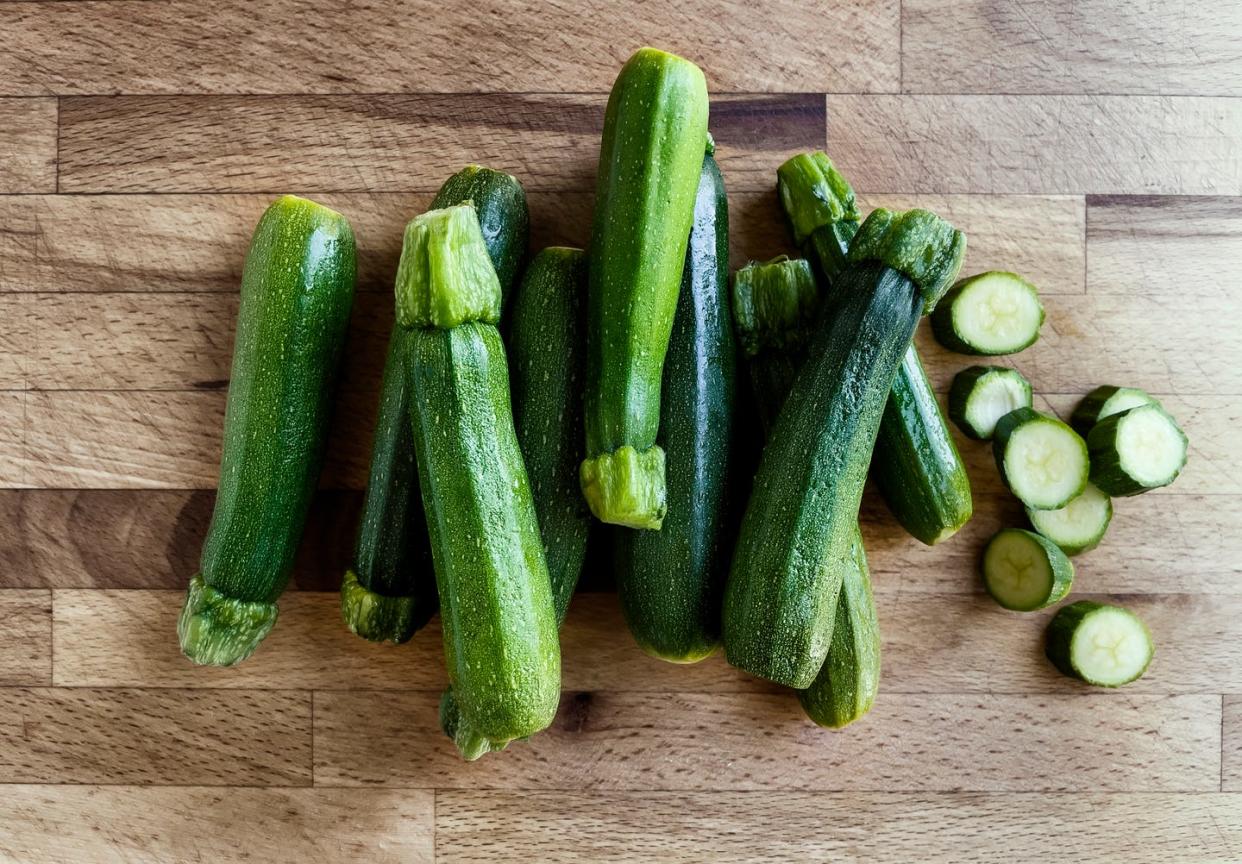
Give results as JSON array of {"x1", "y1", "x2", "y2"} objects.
[
  {"x1": 898, "y1": 0, "x2": 904, "y2": 93},
  {"x1": 1222, "y1": 693, "x2": 1227, "y2": 792}
]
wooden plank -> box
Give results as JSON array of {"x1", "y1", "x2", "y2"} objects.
[
  {"x1": 0, "y1": 0, "x2": 898, "y2": 95},
  {"x1": 54, "y1": 589, "x2": 1241, "y2": 695},
  {"x1": 1088, "y1": 195, "x2": 1242, "y2": 297},
  {"x1": 826, "y1": 95, "x2": 1242, "y2": 195},
  {"x1": 902, "y1": 0, "x2": 1242, "y2": 97},
  {"x1": 0, "y1": 591, "x2": 50, "y2": 686},
  {"x1": 0, "y1": 688, "x2": 310, "y2": 784},
  {"x1": 0, "y1": 99, "x2": 56, "y2": 193},
  {"x1": 0, "y1": 292, "x2": 29, "y2": 387},
  {"x1": 0, "y1": 393, "x2": 27, "y2": 487},
  {"x1": 313, "y1": 690, "x2": 1220, "y2": 791},
  {"x1": 0, "y1": 786, "x2": 433, "y2": 864},
  {"x1": 1226, "y1": 696, "x2": 1240, "y2": 792},
  {"x1": 435, "y1": 791, "x2": 1242, "y2": 863},
  {"x1": 58, "y1": 93, "x2": 824, "y2": 194},
  {"x1": 0, "y1": 489, "x2": 360, "y2": 589}
]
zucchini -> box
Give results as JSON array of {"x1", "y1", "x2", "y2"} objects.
[
  {"x1": 1071, "y1": 385, "x2": 1161, "y2": 437},
  {"x1": 993, "y1": 407, "x2": 1089, "y2": 510},
  {"x1": 797, "y1": 528, "x2": 881, "y2": 728},
  {"x1": 341, "y1": 165, "x2": 530, "y2": 644},
  {"x1": 1087, "y1": 403, "x2": 1188, "y2": 496},
  {"x1": 580, "y1": 47, "x2": 710, "y2": 530},
  {"x1": 400, "y1": 204, "x2": 559, "y2": 747},
  {"x1": 722, "y1": 207, "x2": 965, "y2": 688},
  {"x1": 731, "y1": 255, "x2": 819, "y2": 434},
  {"x1": 178, "y1": 196, "x2": 355, "y2": 666},
  {"x1": 1027, "y1": 482, "x2": 1113, "y2": 555},
  {"x1": 615, "y1": 151, "x2": 735, "y2": 663},
  {"x1": 778, "y1": 151, "x2": 971, "y2": 547},
  {"x1": 948, "y1": 365, "x2": 1033, "y2": 441},
  {"x1": 931, "y1": 271, "x2": 1044, "y2": 355},
  {"x1": 1046, "y1": 601, "x2": 1154, "y2": 687},
  {"x1": 982, "y1": 528, "x2": 1074, "y2": 611}
]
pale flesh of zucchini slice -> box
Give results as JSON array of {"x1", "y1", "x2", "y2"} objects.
[
  {"x1": 933, "y1": 272, "x2": 1044, "y2": 355},
  {"x1": 1026, "y1": 483, "x2": 1112, "y2": 555},
  {"x1": 982, "y1": 528, "x2": 1073, "y2": 611},
  {"x1": 949, "y1": 365, "x2": 1033, "y2": 440},
  {"x1": 996, "y1": 409, "x2": 1089, "y2": 510},
  {"x1": 1088, "y1": 404, "x2": 1188, "y2": 496},
  {"x1": 1046, "y1": 601, "x2": 1154, "y2": 687}
]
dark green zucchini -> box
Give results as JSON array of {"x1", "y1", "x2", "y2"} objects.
[
  {"x1": 615, "y1": 151, "x2": 735, "y2": 663},
  {"x1": 779, "y1": 151, "x2": 972, "y2": 546},
  {"x1": 341, "y1": 165, "x2": 529, "y2": 644},
  {"x1": 179, "y1": 195, "x2": 356, "y2": 666},
  {"x1": 401, "y1": 204, "x2": 559, "y2": 748},
  {"x1": 580, "y1": 47, "x2": 710, "y2": 530},
  {"x1": 722, "y1": 207, "x2": 965, "y2": 688}
]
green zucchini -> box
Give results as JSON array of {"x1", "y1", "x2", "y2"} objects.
[
  {"x1": 1046, "y1": 601, "x2": 1154, "y2": 687},
  {"x1": 1071, "y1": 385, "x2": 1161, "y2": 437},
  {"x1": 931, "y1": 271, "x2": 1044, "y2": 355},
  {"x1": 948, "y1": 365, "x2": 1033, "y2": 441},
  {"x1": 982, "y1": 528, "x2": 1074, "y2": 611},
  {"x1": 615, "y1": 151, "x2": 735, "y2": 663},
  {"x1": 993, "y1": 407, "x2": 1089, "y2": 510},
  {"x1": 580, "y1": 47, "x2": 710, "y2": 530},
  {"x1": 1087, "y1": 403, "x2": 1188, "y2": 496},
  {"x1": 722, "y1": 207, "x2": 965, "y2": 688},
  {"x1": 797, "y1": 528, "x2": 880, "y2": 728},
  {"x1": 341, "y1": 165, "x2": 530, "y2": 644},
  {"x1": 1027, "y1": 482, "x2": 1113, "y2": 555},
  {"x1": 400, "y1": 204, "x2": 559, "y2": 747},
  {"x1": 778, "y1": 152, "x2": 972, "y2": 547},
  {"x1": 178, "y1": 195, "x2": 356, "y2": 666}
]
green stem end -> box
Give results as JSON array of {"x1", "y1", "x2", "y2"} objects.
[
  {"x1": 580, "y1": 445, "x2": 667, "y2": 530},
  {"x1": 395, "y1": 203, "x2": 502, "y2": 330},
  {"x1": 731, "y1": 256, "x2": 820, "y2": 357},
  {"x1": 439, "y1": 689, "x2": 512, "y2": 762},
  {"x1": 339, "y1": 570, "x2": 419, "y2": 645},
  {"x1": 776, "y1": 151, "x2": 861, "y2": 247},
  {"x1": 847, "y1": 207, "x2": 966, "y2": 313},
  {"x1": 177, "y1": 575, "x2": 278, "y2": 667}
]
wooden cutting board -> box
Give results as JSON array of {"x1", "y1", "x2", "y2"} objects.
[{"x1": 1, "y1": 1, "x2": 1240, "y2": 861}]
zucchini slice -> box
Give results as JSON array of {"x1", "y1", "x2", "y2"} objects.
[
  {"x1": 982, "y1": 528, "x2": 1074, "y2": 611},
  {"x1": 1087, "y1": 403, "x2": 1188, "y2": 496},
  {"x1": 931, "y1": 271, "x2": 1044, "y2": 355},
  {"x1": 1046, "y1": 601, "x2": 1154, "y2": 687},
  {"x1": 1070, "y1": 385, "x2": 1160, "y2": 437},
  {"x1": 1026, "y1": 482, "x2": 1112, "y2": 555},
  {"x1": 993, "y1": 407, "x2": 1089, "y2": 510},
  {"x1": 948, "y1": 365, "x2": 1033, "y2": 441}
]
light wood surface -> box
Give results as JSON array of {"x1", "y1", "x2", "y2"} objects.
[{"x1": 0, "y1": 1, "x2": 1239, "y2": 860}]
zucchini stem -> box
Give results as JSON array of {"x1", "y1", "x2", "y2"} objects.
[{"x1": 177, "y1": 575, "x2": 278, "y2": 667}]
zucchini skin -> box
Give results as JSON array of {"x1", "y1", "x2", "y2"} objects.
[
  {"x1": 1070, "y1": 385, "x2": 1160, "y2": 437},
  {"x1": 342, "y1": 166, "x2": 529, "y2": 644},
  {"x1": 581, "y1": 47, "x2": 710, "y2": 529},
  {"x1": 723, "y1": 264, "x2": 923, "y2": 688},
  {"x1": 409, "y1": 322, "x2": 560, "y2": 742},
  {"x1": 871, "y1": 347, "x2": 973, "y2": 545},
  {"x1": 797, "y1": 528, "x2": 880, "y2": 728},
  {"x1": 180, "y1": 195, "x2": 355, "y2": 666},
  {"x1": 1086, "y1": 404, "x2": 1187, "y2": 496},
  {"x1": 615, "y1": 153, "x2": 735, "y2": 663}
]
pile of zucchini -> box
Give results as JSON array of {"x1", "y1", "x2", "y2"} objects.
[{"x1": 176, "y1": 46, "x2": 1187, "y2": 757}]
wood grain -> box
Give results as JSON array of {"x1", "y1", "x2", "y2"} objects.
[
  {"x1": 58, "y1": 93, "x2": 824, "y2": 194},
  {"x1": 0, "y1": 786, "x2": 433, "y2": 864},
  {"x1": 313, "y1": 690, "x2": 1220, "y2": 791},
  {"x1": 826, "y1": 95, "x2": 1242, "y2": 195},
  {"x1": 0, "y1": 99, "x2": 57, "y2": 193},
  {"x1": 0, "y1": 0, "x2": 898, "y2": 95},
  {"x1": 902, "y1": 0, "x2": 1242, "y2": 97},
  {"x1": 0, "y1": 590, "x2": 51, "y2": 686},
  {"x1": 1088, "y1": 195, "x2": 1242, "y2": 296},
  {"x1": 435, "y1": 791, "x2": 1242, "y2": 863},
  {"x1": 0, "y1": 688, "x2": 311, "y2": 784}
]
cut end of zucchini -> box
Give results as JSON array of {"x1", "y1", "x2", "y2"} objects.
[
  {"x1": 177, "y1": 575, "x2": 278, "y2": 667},
  {"x1": 395, "y1": 203, "x2": 502, "y2": 330},
  {"x1": 731, "y1": 256, "x2": 820, "y2": 356},
  {"x1": 339, "y1": 570, "x2": 419, "y2": 645},
  {"x1": 776, "y1": 151, "x2": 860, "y2": 247},
  {"x1": 982, "y1": 528, "x2": 1074, "y2": 611},
  {"x1": 1046, "y1": 601, "x2": 1154, "y2": 687},
  {"x1": 1088, "y1": 404, "x2": 1188, "y2": 496},
  {"x1": 1027, "y1": 483, "x2": 1113, "y2": 556},
  {"x1": 847, "y1": 207, "x2": 966, "y2": 312},
  {"x1": 439, "y1": 689, "x2": 511, "y2": 762},
  {"x1": 948, "y1": 365, "x2": 1033, "y2": 440},
  {"x1": 931, "y1": 271, "x2": 1044, "y2": 355},
  {"x1": 580, "y1": 444, "x2": 667, "y2": 530},
  {"x1": 1070, "y1": 385, "x2": 1160, "y2": 436},
  {"x1": 994, "y1": 408, "x2": 1089, "y2": 510}
]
